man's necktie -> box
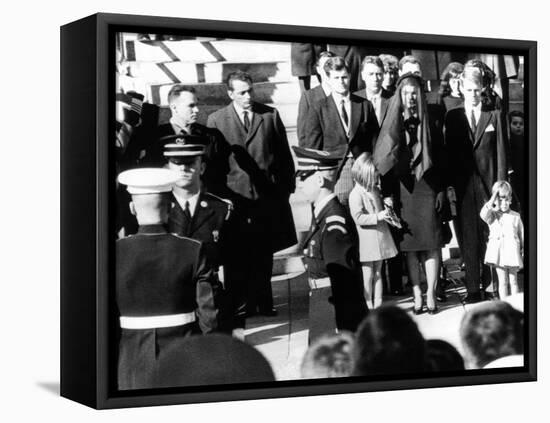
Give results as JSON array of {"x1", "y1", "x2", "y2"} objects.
[
  {"x1": 243, "y1": 111, "x2": 250, "y2": 132},
  {"x1": 340, "y1": 100, "x2": 349, "y2": 127},
  {"x1": 182, "y1": 200, "x2": 192, "y2": 236},
  {"x1": 470, "y1": 109, "x2": 477, "y2": 136}
]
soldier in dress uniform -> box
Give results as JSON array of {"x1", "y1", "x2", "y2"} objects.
[
  {"x1": 293, "y1": 146, "x2": 368, "y2": 343},
  {"x1": 116, "y1": 168, "x2": 221, "y2": 390},
  {"x1": 164, "y1": 135, "x2": 246, "y2": 336}
]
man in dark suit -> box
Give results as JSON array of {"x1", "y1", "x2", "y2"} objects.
[
  {"x1": 445, "y1": 66, "x2": 508, "y2": 303},
  {"x1": 296, "y1": 51, "x2": 335, "y2": 146},
  {"x1": 294, "y1": 146, "x2": 368, "y2": 342},
  {"x1": 354, "y1": 55, "x2": 393, "y2": 127},
  {"x1": 206, "y1": 70, "x2": 297, "y2": 317},
  {"x1": 116, "y1": 168, "x2": 220, "y2": 390},
  {"x1": 303, "y1": 56, "x2": 379, "y2": 205},
  {"x1": 164, "y1": 137, "x2": 245, "y2": 336},
  {"x1": 142, "y1": 85, "x2": 232, "y2": 199}
]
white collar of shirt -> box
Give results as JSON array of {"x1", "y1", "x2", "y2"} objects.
[
  {"x1": 169, "y1": 117, "x2": 190, "y2": 134},
  {"x1": 314, "y1": 193, "x2": 337, "y2": 218},
  {"x1": 173, "y1": 190, "x2": 200, "y2": 217},
  {"x1": 366, "y1": 90, "x2": 381, "y2": 103},
  {"x1": 465, "y1": 103, "x2": 482, "y2": 124},
  {"x1": 232, "y1": 102, "x2": 253, "y2": 126}
]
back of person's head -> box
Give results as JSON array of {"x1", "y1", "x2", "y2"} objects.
[
  {"x1": 226, "y1": 70, "x2": 253, "y2": 91},
  {"x1": 167, "y1": 84, "x2": 196, "y2": 105},
  {"x1": 351, "y1": 152, "x2": 377, "y2": 192},
  {"x1": 323, "y1": 56, "x2": 349, "y2": 77},
  {"x1": 156, "y1": 334, "x2": 275, "y2": 387},
  {"x1": 353, "y1": 305, "x2": 427, "y2": 376},
  {"x1": 425, "y1": 339, "x2": 465, "y2": 372},
  {"x1": 459, "y1": 301, "x2": 524, "y2": 369},
  {"x1": 301, "y1": 332, "x2": 355, "y2": 379}
]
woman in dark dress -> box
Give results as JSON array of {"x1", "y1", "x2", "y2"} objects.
[{"x1": 374, "y1": 73, "x2": 446, "y2": 314}]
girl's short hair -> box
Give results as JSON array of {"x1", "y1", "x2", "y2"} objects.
[
  {"x1": 492, "y1": 180, "x2": 513, "y2": 200},
  {"x1": 351, "y1": 152, "x2": 377, "y2": 192}
]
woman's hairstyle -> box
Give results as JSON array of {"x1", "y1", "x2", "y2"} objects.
[
  {"x1": 353, "y1": 305, "x2": 427, "y2": 376},
  {"x1": 492, "y1": 180, "x2": 513, "y2": 200},
  {"x1": 351, "y1": 152, "x2": 378, "y2": 192},
  {"x1": 438, "y1": 62, "x2": 464, "y2": 97}
]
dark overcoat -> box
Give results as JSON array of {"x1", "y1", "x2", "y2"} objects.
[{"x1": 206, "y1": 102, "x2": 297, "y2": 253}]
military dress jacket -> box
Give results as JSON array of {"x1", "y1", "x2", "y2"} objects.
[
  {"x1": 302, "y1": 195, "x2": 368, "y2": 332},
  {"x1": 116, "y1": 224, "x2": 220, "y2": 389},
  {"x1": 168, "y1": 191, "x2": 233, "y2": 269}
]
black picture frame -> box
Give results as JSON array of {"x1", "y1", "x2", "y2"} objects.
[{"x1": 60, "y1": 12, "x2": 537, "y2": 409}]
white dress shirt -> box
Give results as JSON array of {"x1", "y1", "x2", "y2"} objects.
[
  {"x1": 173, "y1": 190, "x2": 200, "y2": 217},
  {"x1": 232, "y1": 102, "x2": 253, "y2": 127},
  {"x1": 464, "y1": 103, "x2": 482, "y2": 132},
  {"x1": 331, "y1": 92, "x2": 351, "y2": 136}
]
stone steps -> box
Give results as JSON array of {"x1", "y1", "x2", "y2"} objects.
[
  {"x1": 123, "y1": 60, "x2": 292, "y2": 86},
  {"x1": 124, "y1": 38, "x2": 289, "y2": 63}
]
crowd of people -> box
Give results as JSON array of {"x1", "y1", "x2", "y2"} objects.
[{"x1": 114, "y1": 42, "x2": 526, "y2": 390}]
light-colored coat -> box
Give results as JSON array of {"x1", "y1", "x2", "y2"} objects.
[
  {"x1": 480, "y1": 207, "x2": 524, "y2": 269},
  {"x1": 349, "y1": 184, "x2": 398, "y2": 262}
]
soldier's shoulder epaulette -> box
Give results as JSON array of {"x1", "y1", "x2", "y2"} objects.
[
  {"x1": 170, "y1": 233, "x2": 202, "y2": 246},
  {"x1": 204, "y1": 192, "x2": 233, "y2": 220}
]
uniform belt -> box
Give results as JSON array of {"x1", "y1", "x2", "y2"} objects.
[
  {"x1": 119, "y1": 312, "x2": 196, "y2": 329},
  {"x1": 308, "y1": 277, "x2": 331, "y2": 290}
]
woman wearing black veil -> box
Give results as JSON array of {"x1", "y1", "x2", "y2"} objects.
[{"x1": 374, "y1": 73, "x2": 447, "y2": 314}]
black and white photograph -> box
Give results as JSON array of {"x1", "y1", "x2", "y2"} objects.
[
  {"x1": 5, "y1": 1, "x2": 547, "y2": 421},
  {"x1": 104, "y1": 23, "x2": 534, "y2": 397}
]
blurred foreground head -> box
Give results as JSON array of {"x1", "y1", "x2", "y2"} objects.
[
  {"x1": 353, "y1": 305, "x2": 426, "y2": 376},
  {"x1": 460, "y1": 301, "x2": 523, "y2": 369},
  {"x1": 301, "y1": 332, "x2": 355, "y2": 379}
]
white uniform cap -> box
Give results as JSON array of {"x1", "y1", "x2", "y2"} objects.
[{"x1": 117, "y1": 168, "x2": 179, "y2": 194}]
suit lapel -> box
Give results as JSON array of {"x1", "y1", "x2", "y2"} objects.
[
  {"x1": 326, "y1": 95, "x2": 349, "y2": 139},
  {"x1": 349, "y1": 95, "x2": 362, "y2": 141},
  {"x1": 169, "y1": 196, "x2": 188, "y2": 234},
  {"x1": 225, "y1": 106, "x2": 247, "y2": 146},
  {"x1": 379, "y1": 95, "x2": 389, "y2": 125},
  {"x1": 473, "y1": 110, "x2": 491, "y2": 148}
]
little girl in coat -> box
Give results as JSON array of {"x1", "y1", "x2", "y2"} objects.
[
  {"x1": 480, "y1": 181, "x2": 524, "y2": 299},
  {"x1": 349, "y1": 152, "x2": 398, "y2": 309}
]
